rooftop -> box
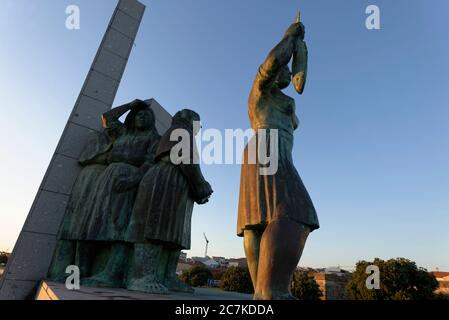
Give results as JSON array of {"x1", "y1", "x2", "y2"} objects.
[{"x1": 432, "y1": 272, "x2": 449, "y2": 279}]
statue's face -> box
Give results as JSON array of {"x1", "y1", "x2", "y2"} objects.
[
  {"x1": 275, "y1": 66, "x2": 292, "y2": 90},
  {"x1": 134, "y1": 109, "x2": 153, "y2": 130}
]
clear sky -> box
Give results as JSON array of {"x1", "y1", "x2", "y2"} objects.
[{"x1": 0, "y1": 0, "x2": 448, "y2": 270}]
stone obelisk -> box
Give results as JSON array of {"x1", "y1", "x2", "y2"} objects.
[{"x1": 0, "y1": 0, "x2": 154, "y2": 300}]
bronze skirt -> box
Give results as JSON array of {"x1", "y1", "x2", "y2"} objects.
[
  {"x1": 125, "y1": 161, "x2": 194, "y2": 250},
  {"x1": 58, "y1": 164, "x2": 107, "y2": 240},
  {"x1": 237, "y1": 130, "x2": 319, "y2": 236},
  {"x1": 82, "y1": 163, "x2": 139, "y2": 241}
]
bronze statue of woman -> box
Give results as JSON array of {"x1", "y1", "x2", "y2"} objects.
[
  {"x1": 125, "y1": 109, "x2": 213, "y2": 294},
  {"x1": 48, "y1": 131, "x2": 112, "y2": 282},
  {"x1": 79, "y1": 99, "x2": 161, "y2": 288},
  {"x1": 238, "y1": 20, "x2": 319, "y2": 300}
]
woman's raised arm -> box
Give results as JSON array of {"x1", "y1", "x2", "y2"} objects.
[
  {"x1": 101, "y1": 99, "x2": 145, "y2": 139},
  {"x1": 101, "y1": 101, "x2": 134, "y2": 129},
  {"x1": 255, "y1": 22, "x2": 304, "y2": 90}
]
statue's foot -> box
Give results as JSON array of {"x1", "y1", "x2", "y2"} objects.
[
  {"x1": 253, "y1": 292, "x2": 263, "y2": 300},
  {"x1": 127, "y1": 277, "x2": 168, "y2": 295},
  {"x1": 81, "y1": 272, "x2": 123, "y2": 288},
  {"x1": 164, "y1": 277, "x2": 194, "y2": 293}
]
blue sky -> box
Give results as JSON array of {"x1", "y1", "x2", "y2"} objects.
[{"x1": 0, "y1": 0, "x2": 448, "y2": 270}]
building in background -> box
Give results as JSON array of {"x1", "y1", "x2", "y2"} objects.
[
  {"x1": 190, "y1": 257, "x2": 220, "y2": 269},
  {"x1": 309, "y1": 267, "x2": 352, "y2": 300},
  {"x1": 177, "y1": 255, "x2": 249, "y2": 275},
  {"x1": 212, "y1": 256, "x2": 228, "y2": 267},
  {"x1": 228, "y1": 258, "x2": 248, "y2": 268},
  {"x1": 432, "y1": 272, "x2": 449, "y2": 295},
  {"x1": 179, "y1": 252, "x2": 187, "y2": 262}
]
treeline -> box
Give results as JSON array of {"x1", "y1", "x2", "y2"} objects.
[
  {"x1": 180, "y1": 265, "x2": 323, "y2": 300},
  {"x1": 180, "y1": 257, "x2": 449, "y2": 300},
  {"x1": 0, "y1": 251, "x2": 9, "y2": 265}
]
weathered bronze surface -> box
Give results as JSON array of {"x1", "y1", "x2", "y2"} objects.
[
  {"x1": 238, "y1": 19, "x2": 320, "y2": 300},
  {"x1": 48, "y1": 131, "x2": 112, "y2": 283},
  {"x1": 49, "y1": 100, "x2": 161, "y2": 288},
  {"x1": 125, "y1": 109, "x2": 213, "y2": 294},
  {"x1": 48, "y1": 102, "x2": 212, "y2": 295}
]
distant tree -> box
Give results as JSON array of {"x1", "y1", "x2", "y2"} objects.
[
  {"x1": 180, "y1": 265, "x2": 213, "y2": 287},
  {"x1": 347, "y1": 258, "x2": 439, "y2": 300},
  {"x1": 211, "y1": 268, "x2": 226, "y2": 281},
  {"x1": 0, "y1": 252, "x2": 8, "y2": 265},
  {"x1": 291, "y1": 271, "x2": 323, "y2": 300},
  {"x1": 220, "y1": 267, "x2": 254, "y2": 294}
]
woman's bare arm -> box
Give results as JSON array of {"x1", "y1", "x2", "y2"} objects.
[
  {"x1": 256, "y1": 22, "x2": 304, "y2": 90},
  {"x1": 101, "y1": 102, "x2": 133, "y2": 129}
]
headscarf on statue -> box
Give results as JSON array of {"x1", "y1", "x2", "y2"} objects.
[
  {"x1": 155, "y1": 109, "x2": 201, "y2": 165},
  {"x1": 155, "y1": 109, "x2": 210, "y2": 204}
]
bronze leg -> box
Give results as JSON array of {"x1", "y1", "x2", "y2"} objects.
[
  {"x1": 81, "y1": 242, "x2": 130, "y2": 288},
  {"x1": 47, "y1": 240, "x2": 76, "y2": 282},
  {"x1": 162, "y1": 249, "x2": 194, "y2": 293},
  {"x1": 75, "y1": 240, "x2": 97, "y2": 279},
  {"x1": 255, "y1": 220, "x2": 310, "y2": 300},
  {"x1": 243, "y1": 229, "x2": 263, "y2": 291},
  {"x1": 126, "y1": 242, "x2": 168, "y2": 294}
]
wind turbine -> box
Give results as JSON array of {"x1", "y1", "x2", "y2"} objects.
[{"x1": 203, "y1": 232, "x2": 209, "y2": 258}]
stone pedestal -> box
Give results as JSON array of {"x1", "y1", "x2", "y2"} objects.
[{"x1": 36, "y1": 281, "x2": 253, "y2": 301}]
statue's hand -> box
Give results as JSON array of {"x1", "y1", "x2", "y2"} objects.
[
  {"x1": 114, "y1": 177, "x2": 138, "y2": 193},
  {"x1": 193, "y1": 181, "x2": 213, "y2": 205},
  {"x1": 129, "y1": 99, "x2": 145, "y2": 110},
  {"x1": 292, "y1": 114, "x2": 300, "y2": 130},
  {"x1": 284, "y1": 22, "x2": 305, "y2": 40}
]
